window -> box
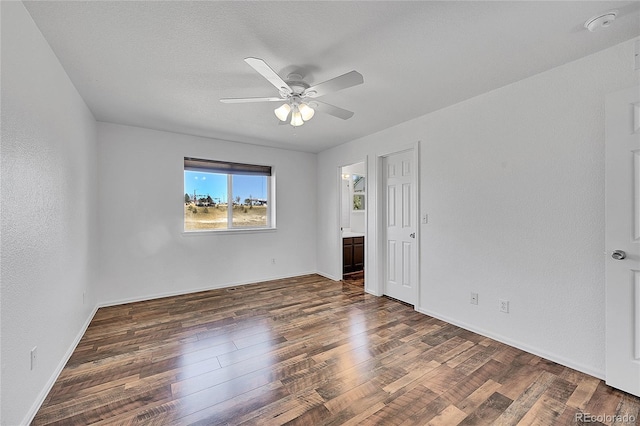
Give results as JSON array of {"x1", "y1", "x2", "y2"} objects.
[{"x1": 184, "y1": 157, "x2": 274, "y2": 231}]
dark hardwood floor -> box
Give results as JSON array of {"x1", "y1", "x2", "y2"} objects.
[
  {"x1": 342, "y1": 271, "x2": 364, "y2": 286},
  {"x1": 33, "y1": 275, "x2": 640, "y2": 425}
]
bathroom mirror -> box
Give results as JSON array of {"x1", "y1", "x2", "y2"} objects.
[{"x1": 353, "y1": 175, "x2": 365, "y2": 193}]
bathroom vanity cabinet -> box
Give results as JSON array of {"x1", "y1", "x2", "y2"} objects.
[{"x1": 343, "y1": 236, "x2": 364, "y2": 274}]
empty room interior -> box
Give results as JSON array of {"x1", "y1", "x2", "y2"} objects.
[{"x1": 2, "y1": 1, "x2": 640, "y2": 425}]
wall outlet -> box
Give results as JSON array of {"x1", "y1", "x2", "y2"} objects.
[
  {"x1": 470, "y1": 292, "x2": 478, "y2": 305},
  {"x1": 30, "y1": 347, "x2": 37, "y2": 371},
  {"x1": 271, "y1": 258, "x2": 276, "y2": 265},
  {"x1": 422, "y1": 213, "x2": 428, "y2": 224},
  {"x1": 499, "y1": 299, "x2": 510, "y2": 313}
]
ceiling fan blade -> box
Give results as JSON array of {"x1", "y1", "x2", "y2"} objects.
[
  {"x1": 312, "y1": 100, "x2": 355, "y2": 120},
  {"x1": 244, "y1": 57, "x2": 293, "y2": 95},
  {"x1": 305, "y1": 71, "x2": 363, "y2": 98},
  {"x1": 220, "y1": 97, "x2": 283, "y2": 103}
]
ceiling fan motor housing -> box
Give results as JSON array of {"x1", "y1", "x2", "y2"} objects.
[{"x1": 284, "y1": 73, "x2": 309, "y2": 96}]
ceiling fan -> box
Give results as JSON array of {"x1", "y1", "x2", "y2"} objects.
[{"x1": 220, "y1": 57, "x2": 364, "y2": 127}]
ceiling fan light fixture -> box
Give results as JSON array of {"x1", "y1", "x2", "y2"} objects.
[
  {"x1": 274, "y1": 103, "x2": 291, "y2": 121},
  {"x1": 290, "y1": 105, "x2": 304, "y2": 127},
  {"x1": 299, "y1": 103, "x2": 315, "y2": 121}
]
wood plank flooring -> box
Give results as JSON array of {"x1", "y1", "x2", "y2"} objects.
[
  {"x1": 342, "y1": 271, "x2": 364, "y2": 286},
  {"x1": 33, "y1": 275, "x2": 640, "y2": 425}
]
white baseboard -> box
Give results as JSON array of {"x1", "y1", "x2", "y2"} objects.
[
  {"x1": 415, "y1": 306, "x2": 605, "y2": 380},
  {"x1": 365, "y1": 287, "x2": 382, "y2": 296},
  {"x1": 99, "y1": 271, "x2": 319, "y2": 308},
  {"x1": 315, "y1": 271, "x2": 341, "y2": 282},
  {"x1": 22, "y1": 304, "x2": 99, "y2": 426}
]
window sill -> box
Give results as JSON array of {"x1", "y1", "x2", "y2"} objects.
[{"x1": 182, "y1": 227, "x2": 277, "y2": 236}]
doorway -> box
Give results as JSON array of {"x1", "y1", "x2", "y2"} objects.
[
  {"x1": 340, "y1": 161, "x2": 366, "y2": 286},
  {"x1": 380, "y1": 148, "x2": 418, "y2": 305}
]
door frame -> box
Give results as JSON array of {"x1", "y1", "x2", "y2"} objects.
[
  {"x1": 375, "y1": 141, "x2": 421, "y2": 306},
  {"x1": 337, "y1": 157, "x2": 368, "y2": 285}
]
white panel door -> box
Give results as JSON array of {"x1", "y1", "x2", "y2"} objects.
[
  {"x1": 383, "y1": 150, "x2": 417, "y2": 304},
  {"x1": 605, "y1": 86, "x2": 640, "y2": 397}
]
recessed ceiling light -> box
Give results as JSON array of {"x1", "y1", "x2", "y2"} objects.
[{"x1": 584, "y1": 10, "x2": 617, "y2": 32}]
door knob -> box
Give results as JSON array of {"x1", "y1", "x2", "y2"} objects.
[
  {"x1": 409, "y1": 233, "x2": 415, "y2": 238},
  {"x1": 612, "y1": 250, "x2": 626, "y2": 260}
]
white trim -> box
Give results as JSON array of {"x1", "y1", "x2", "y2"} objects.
[
  {"x1": 412, "y1": 141, "x2": 421, "y2": 311},
  {"x1": 98, "y1": 271, "x2": 318, "y2": 308},
  {"x1": 316, "y1": 271, "x2": 341, "y2": 282},
  {"x1": 268, "y1": 167, "x2": 276, "y2": 228},
  {"x1": 365, "y1": 288, "x2": 383, "y2": 297},
  {"x1": 22, "y1": 305, "x2": 100, "y2": 426},
  {"x1": 416, "y1": 306, "x2": 605, "y2": 380},
  {"x1": 338, "y1": 164, "x2": 345, "y2": 281},
  {"x1": 362, "y1": 156, "x2": 370, "y2": 294},
  {"x1": 374, "y1": 155, "x2": 384, "y2": 297},
  {"x1": 376, "y1": 141, "x2": 420, "y2": 160},
  {"x1": 182, "y1": 227, "x2": 277, "y2": 236},
  {"x1": 227, "y1": 173, "x2": 233, "y2": 223}
]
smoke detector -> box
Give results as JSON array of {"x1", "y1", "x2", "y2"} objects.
[{"x1": 584, "y1": 10, "x2": 617, "y2": 32}]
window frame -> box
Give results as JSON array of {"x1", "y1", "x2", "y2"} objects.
[{"x1": 183, "y1": 157, "x2": 275, "y2": 233}]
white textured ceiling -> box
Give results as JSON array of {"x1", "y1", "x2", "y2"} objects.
[{"x1": 23, "y1": 1, "x2": 640, "y2": 153}]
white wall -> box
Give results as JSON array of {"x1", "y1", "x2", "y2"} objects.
[
  {"x1": 0, "y1": 3, "x2": 99, "y2": 425},
  {"x1": 96, "y1": 123, "x2": 317, "y2": 305},
  {"x1": 317, "y1": 38, "x2": 640, "y2": 377}
]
